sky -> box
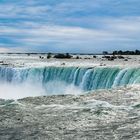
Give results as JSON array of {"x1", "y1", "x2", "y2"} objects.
[{"x1": 0, "y1": 0, "x2": 140, "y2": 53}]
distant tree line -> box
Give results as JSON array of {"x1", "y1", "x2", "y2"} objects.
[
  {"x1": 112, "y1": 50, "x2": 140, "y2": 55},
  {"x1": 103, "y1": 50, "x2": 140, "y2": 55}
]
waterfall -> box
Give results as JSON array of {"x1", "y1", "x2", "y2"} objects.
[{"x1": 0, "y1": 66, "x2": 140, "y2": 93}]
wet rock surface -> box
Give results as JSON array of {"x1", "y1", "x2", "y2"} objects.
[{"x1": 0, "y1": 86, "x2": 140, "y2": 140}]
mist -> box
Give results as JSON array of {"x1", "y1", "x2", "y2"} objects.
[
  {"x1": 0, "y1": 83, "x2": 45, "y2": 99},
  {"x1": 0, "y1": 81, "x2": 82, "y2": 99}
]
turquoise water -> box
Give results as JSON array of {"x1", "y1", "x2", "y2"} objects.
[{"x1": 0, "y1": 66, "x2": 140, "y2": 92}]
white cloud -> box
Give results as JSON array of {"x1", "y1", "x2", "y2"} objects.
[
  {"x1": 0, "y1": 4, "x2": 50, "y2": 18},
  {"x1": 0, "y1": 15, "x2": 140, "y2": 52}
]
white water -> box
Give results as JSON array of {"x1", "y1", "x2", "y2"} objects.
[
  {"x1": 0, "y1": 66, "x2": 140, "y2": 99},
  {"x1": 0, "y1": 81, "x2": 82, "y2": 99},
  {"x1": 0, "y1": 54, "x2": 140, "y2": 99}
]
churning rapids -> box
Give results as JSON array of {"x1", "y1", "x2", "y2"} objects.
[{"x1": 0, "y1": 54, "x2": 140, "y2": 140}]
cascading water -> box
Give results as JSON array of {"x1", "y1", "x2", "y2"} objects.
[
  {"x1": 0, "y1": 67, "x2": 138, "y2": 86},
  {"x1": 0, "y1": 66, "x2": 140, "y2": 96}
]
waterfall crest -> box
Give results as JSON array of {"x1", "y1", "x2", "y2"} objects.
[{"x1": 0, "y1": 66, "x2": 140, "y2": 92}]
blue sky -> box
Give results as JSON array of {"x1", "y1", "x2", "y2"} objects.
[{"x1": 0, "y1": 0, "x2": 140, "y2": 53}]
